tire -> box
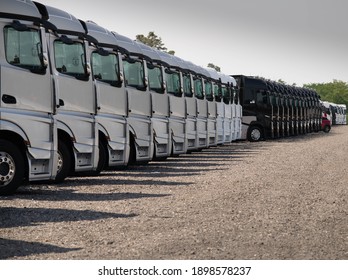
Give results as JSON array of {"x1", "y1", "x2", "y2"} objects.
[
  {"x1": 247, "y1": 126, "x2": 262, "y2": 142},
  {"x1": 323, "y1": 125, "x2": 331, "y2": 133},
  {"x1": 54, "y1": 140, "x2": 72, "y2": 183},
  {"x1": 0, "y1": 140, "x2": 25, "y2": 195},
  {"x1": 96, "y1": 141, "x2": 107, "y2": 173},
  {"x1": 84, "y1": 141, "x2": 108, "y2": 176},
  {"x1": 127, "y1": 136, "x2": 137, "y2": 166}
]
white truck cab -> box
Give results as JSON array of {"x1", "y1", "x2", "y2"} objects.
[
  {"x1": 0, "y1": 0, "x2": 58, "y2": 194},
  {"x1": 112, "y1": 32, "x2": 153, "y2": 164},
  {"x1": 156, "y1": 51, "x2": 187, "y2": 155},
  {"x1": 137, "y1": 42, "x2": 171, "y2": 160},
  {"x1": 39, "y1": 4, "x2": 99, "y2": 180},
  {"x1": 84, "y1": 21, "x2": 129, "y2": 169}
]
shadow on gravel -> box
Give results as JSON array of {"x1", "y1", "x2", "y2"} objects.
[
  {"x1": 109, "y1": 166, "x2": 230, "y2": 179},
  {"x1": 116, "y1": 144, "x2": 266, "y2": 175},
  {"x1": 0, "y1": 207, "x2": 138, "y2": 228},
  {"x1": 0, "y1": 140, "x2": 267, "y2": 199},
  {"x1": 0, "y1": 238, "x2": 81, "y2": 259},
  {"x1": 67, "y1": 176, "x2": 192, "y2": 186},
  {"x1": 165, "y1": 153, "x2": 257, "y2": 161},
  {"x1": 121, "y1": 165, "x2": 227, "y2": 175},
  {"x1": 2, "y1": 189, "x2": 170, "y2": 202},
  {"x1": 271, "y1": 131, "x2": 337, "y2": 143}
]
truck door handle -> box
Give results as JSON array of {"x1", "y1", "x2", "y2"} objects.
[{"x1": 2, "y1": 94, "x2": 17, "y2": 104}]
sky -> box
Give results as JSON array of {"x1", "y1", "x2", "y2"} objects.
[{"x1": 37, "y1": 0, "x2": 348, "y2": 86}]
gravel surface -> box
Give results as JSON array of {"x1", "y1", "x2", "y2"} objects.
[{"x1": 1, "y1": 126, "x2": 347, "y2": 260}]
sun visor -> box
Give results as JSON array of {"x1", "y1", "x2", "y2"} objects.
[
  {"x1": 84, "y1": 21, "x2": 119, "y2": 48},
  {"x1": 43, "y1": 5, "x2": 85, "y2": 36},
  {"x1": 0, "y1": 0, "x2": 42, "y2": 22}
]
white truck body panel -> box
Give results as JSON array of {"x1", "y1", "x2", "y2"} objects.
[
  {"x1": 207, "y1": 99, "x2": 217, "y2": 146},
  {"x1": 216, "y1": 102, "x2": 225, "y2": 144},
  {"x1": 185, "y1": 97, "x2": 197, "y2": 150},
  {"x1": 196, "y1": 99, "x2": 208, "y2": 148}
]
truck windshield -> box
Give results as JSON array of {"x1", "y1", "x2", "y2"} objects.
[
  {"x1": 166, "y1": 69, "x2": 181, "y2": 96},
  {"x1": 91, "y1": 52, "x2": 120, "y2": 86},
  {"x1": 147, "y1": 64, "x2": 163, "y2": 93},
  {"x1": 4, "y1": 27, "x2": 44, "y2": 72},
  {"x1": 54, "y1": 40, "x2": 86, "y2": 78},
  {"x1": 123, "y1": 59, "x2": 145, "y2": 90}
]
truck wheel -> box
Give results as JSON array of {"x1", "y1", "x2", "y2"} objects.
[
  {"x1": 96, "y1": 141, "x2": 107, "y2": 173},
  {"x1": 0, "y1": 140, "x2": 25, "y2": 195},
  {"x1": 55, "y1": 140, "x2": 71, "y2": 183},
  {"x1": 323, "y1": 125, "x2": 331, "y2": 133},
  {"x1": 127, "y1": 136, "x2": 136, "y2": 166},
  {"x1": 85, "y1": 141, "x2": 108, "y2": 176},
  {"x1": 247, "y1": 126, "x2": 262, "y2": 142}
]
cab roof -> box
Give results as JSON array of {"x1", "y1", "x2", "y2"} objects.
[{"x1": 0, "y1": 0, "x2": 41, "y2": 21}]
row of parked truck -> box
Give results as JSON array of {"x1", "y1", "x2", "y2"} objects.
[
  {"x1": 321, "y1": 102, "x2": 347, "y2": 126},
  {"x1": 0, "y1": 0, "x2": 344, "y2": 195},
  {"x1": 1, "y1": 0, "x2": 244, "y2": 195},
  {"x1": 235, "y1": 76, "x2": 324, "y2": 141}
]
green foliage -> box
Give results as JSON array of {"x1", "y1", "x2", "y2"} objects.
[
  {"x1": 277, "y1": 79, "x2": 286, "y2": 85},
  {"x1": 304, "y1": 80, "x2": 348, "y2": 105},
  {"x1": 136, "y1": 31, "x2": 175, "y2": 55},
  {"x1": 207, "y1": 63, "x2": 221, "y2": 72}
]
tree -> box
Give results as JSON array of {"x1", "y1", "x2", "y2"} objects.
[
  {"x1": 207, "y1": 63, "x2": 221, "y2": 72},
  {"x1": 136, "y1": 31, "x2": 175, "y2": 55},
  {"x1": 304, "y1": 80, "x2": 348, "y2": 105}
]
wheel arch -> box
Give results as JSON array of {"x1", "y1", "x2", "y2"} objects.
[
  {"x1": 57, "y1": 129, "x2": 75, "y2": 173},
  {"x1": 0, "y1": 130, "x2": 29, "y2": 178},
  {"x1": 247, "y1": 121, "x2": 265, "y2": 141}
]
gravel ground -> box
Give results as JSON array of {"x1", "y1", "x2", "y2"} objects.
[{"x1": 1, "y1": 126, "x2": 347, "y2": 260}]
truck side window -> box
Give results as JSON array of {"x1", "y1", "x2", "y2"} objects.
[
  {"x1": 54, "y1": 40, "x2": 86, "y2": 78},
  {"x1": 4, "y1": 26, "x2": 43, "y2": 71},
  {"x1": 92, "y1": 52, "x2": 120, "y2": 86},
  {"x1": 165, "y1": 69, "x2": 181, "y2": 97},
  {"x1": 183, "y1": 74, "x2": 193, "y2": 97},
  {"x1": 147, "y1": 64, "x2": 163, "y2": 93},
  {"x1": 256, "y1": 91, "x2": 265, "y2": 105},
  {"x1": 205, "y1": 80, "x2": 213, "y2": 101},
  {"x1": 234, "y1": 88, "x2": 239, "y2": 104},
  {"x1": 222, "y1": 86, "x2": 230, "y2": 104},
  {"x1": 123, "y1": 58, "x2": 146, "y2": 90},
  {"x1": 214, "y1": 84, "x2": 222, "y2": 101},
  {"x1": 194, "y1": 77, "x2": 204, "y2": 100}
]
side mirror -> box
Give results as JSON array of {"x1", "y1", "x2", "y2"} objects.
[
  {"x1": 162, "y1": 80, "x2": 167, "y2": 91},
  {"x1": 86, "y1": 62, "x2": 91, "y2": 77},
  {"x1": 119, "y1": 71, "x2": 124, "y2": 83}
]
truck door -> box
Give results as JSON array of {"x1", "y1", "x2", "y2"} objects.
[{"x1": 0, "y1": 23, "x2": 56, "y2": 181}]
